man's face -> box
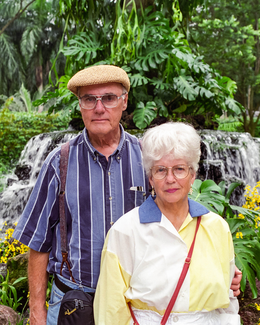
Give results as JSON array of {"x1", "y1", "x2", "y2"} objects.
[{"x1": 79, "y1": 83, "x2": 128, "y2": 139}]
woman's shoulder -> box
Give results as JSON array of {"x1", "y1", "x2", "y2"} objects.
[
  {"x1": 201, "y1": 209, "x2": 231, "y2": 233},
  {"x1": 188, "y1": 198, "x2": 230, "y2": 232},
  {"x1": 111, "y1": 206, "x2": 140, "y2": 233}
]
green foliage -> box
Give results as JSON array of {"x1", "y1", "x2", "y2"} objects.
[
  {"x1": 217, "y1": 116, "x2": 244, "y2": 133},
  {"x1": 35, "y1": 0, "x2": 241, "y2": 129},
  {"x1": 189, "y1": 179, "x2": 260, "y2": 298},
  {"x1": 0, "y1": 270, "x2": 26, "y2": 311},
  {"x1": 0, "y1": 161, "x2": 11, "y2": 193},
  {"x1": 0, "y1": 108, "x2": 70, "y2": 167},
  {"x1": 0, "y1": 0, "x2": 64, "y2": 97},
  {"x1": 133, "y1": 101, "x2": 157, "y2": 129},
  {"x1": 190, "y1": 0, "x2": 260, "y2": 136}
]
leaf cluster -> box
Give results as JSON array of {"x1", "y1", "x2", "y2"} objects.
[
  {"x1": 189, "y1": 0, "x2": 260, "y2": 136},
  {"x1": 0, "y1": 270, "x2": 26, "y2": 311},
  {"x1": 0, "y1": 0, "x2": 65, "y2": 97},
  {"x1": 189, "y1": 179, "x2": 260, "y2": 298},
  {"x1": 36, "y1": 0, "x2": 241, "y2": 129},
  {"x1": 0, "y1": 108, "x2": 70, "y2": 167}
]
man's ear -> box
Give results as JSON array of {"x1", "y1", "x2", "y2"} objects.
[{"x1": 122, "y1": 93, "x2": 128, "y2": 111}]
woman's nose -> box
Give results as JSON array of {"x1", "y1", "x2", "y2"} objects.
[{"x1": 165, "y1": 168, "x2": 176, "y2": 182}]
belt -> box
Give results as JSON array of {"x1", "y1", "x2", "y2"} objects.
[{"x1": 54, "y1": 274, "x2": 95, "y2": 296}]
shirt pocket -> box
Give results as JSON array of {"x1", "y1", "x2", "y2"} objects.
[{"x1": 125, "y1": 189, "x2": 146, "y2": 213}]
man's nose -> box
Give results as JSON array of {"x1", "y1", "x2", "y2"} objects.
[{"x1": 94, "y1": 98, "x2": 106, "y2": 112}]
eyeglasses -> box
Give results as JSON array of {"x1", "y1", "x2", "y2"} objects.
[
  {"x1": 150, "y1": 165, "x2": 192, "y2": 180},
  {"x1": 79, "y1": 93, "x2": 127, "y2": 110}
]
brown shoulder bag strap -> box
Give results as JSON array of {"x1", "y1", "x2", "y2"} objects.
[{"x1": 59, "y1": 141, "x2": 75, "y2": 282}]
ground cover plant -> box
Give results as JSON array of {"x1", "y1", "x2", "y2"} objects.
[{"x1": 0, "y1": 223, "x2": 52, "y2": 324}]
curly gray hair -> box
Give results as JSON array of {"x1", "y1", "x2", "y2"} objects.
[{"x1": 142, "y1": 122, "x2": 201, "y2": 177}]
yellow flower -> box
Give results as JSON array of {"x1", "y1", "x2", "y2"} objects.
[
  {"x1": 255, "y1": 303, "x2": 260, "y2": 311},
  {"x1": 236, "y1": 232, "x2": 243, "y2": 239}
]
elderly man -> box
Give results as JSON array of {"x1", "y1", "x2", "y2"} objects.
[
  {"x1": 13, "y1": 65, "x2": 241, "y2": 325},
  {"x1": 13, "y1": 65, "x2": 149, "y2": 325}
]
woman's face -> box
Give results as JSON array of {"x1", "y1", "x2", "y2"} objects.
[{"x1": 149, "y1": 155, "x2": 196, "y2": 208}]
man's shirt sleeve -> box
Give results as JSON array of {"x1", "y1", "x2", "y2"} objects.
[{"x1": 13, "y1": 151, "x2": 60, "y2": 252}]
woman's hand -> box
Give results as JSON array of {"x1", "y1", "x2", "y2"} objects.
[{"x1": 231, "y1": 266, "x2": 242, "y2": 297}]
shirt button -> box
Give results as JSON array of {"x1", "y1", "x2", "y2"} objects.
[
  {"x1": 110, "y1": 221, "x2": 114, "y2": 225},
  {"x1": 173, "y1": 316, "x2": 179, "y2": 322},
  {"x1": 109, "y1": 196, "x2": 112, "y2": 200},
  {"x1": 117, "y1": 156, "x2": 120, "y2": 160},
  {"x1": 93, "y1": 157, "x2": 96, "y2": 161},
  {"x1": 108, "y1": 171, "x2": 111, "y2": 176}
]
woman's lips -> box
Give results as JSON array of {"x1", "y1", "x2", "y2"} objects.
[{"x1": 166, "y1": 188, "x2": 179, "y2": 193}]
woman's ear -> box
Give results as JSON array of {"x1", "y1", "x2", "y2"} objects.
[{"x1": 191, "y1": 170, "x2": 196, "y2": 183}]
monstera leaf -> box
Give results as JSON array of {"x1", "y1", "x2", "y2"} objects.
[
  {"x1": 133, "y1": 101, "x2": 157, "y2": 129},
  {"x1": 189, "y1": 179, "x2": 260, "y2": 298}
]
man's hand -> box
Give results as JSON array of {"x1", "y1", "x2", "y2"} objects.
[
  {"x1": 28, "y1": 249, "x2": 50, "y2": 325},
  {"x1": 231, "y1": 266, "x2": 242, "y2": 297}
]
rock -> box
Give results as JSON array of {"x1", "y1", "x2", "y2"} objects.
[
  {"x1": 0, "y1": 263, "x2": 7, "y2": 278},
  {"x1": 0, "y1": 305, "x2": 19, "y2": 325},
  {"x1": 7, "y1": 251, "x2": 29, "y2": 292}
]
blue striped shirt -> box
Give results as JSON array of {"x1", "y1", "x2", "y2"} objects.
[{"x1": 13, "y1": 126, "x2": 149, "y2": 288}]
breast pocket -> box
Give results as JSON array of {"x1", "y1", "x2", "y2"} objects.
[{"x1": 125, "y1": 189, "x2": 146, "y2": 213}]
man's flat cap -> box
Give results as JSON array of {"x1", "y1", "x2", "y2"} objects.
[{"x1": 67, "y1": 65, "x2": 130, "y2": 96}]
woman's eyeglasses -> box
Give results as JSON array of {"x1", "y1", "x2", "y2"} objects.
[{"x1": 150, "y1": 165, "x2": 192, "y2": 180}]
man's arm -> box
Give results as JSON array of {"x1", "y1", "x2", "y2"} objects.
[
  {"x1": 231, "y1": 266, "x2": 242, "y2": 297},
  {"x1": 28, "y1": 249, "x2": 50, "y2": 325}
]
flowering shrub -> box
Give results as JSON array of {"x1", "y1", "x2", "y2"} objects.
[
  {"x1": 0, "y1": 222, "x2": 29, "y2": 263},
  {"x1": 239, "y1": 181, "x2": 260, "y2": 228},
  {"x1": 190, "y1": 179, "x2": 260, "y2": 298}
]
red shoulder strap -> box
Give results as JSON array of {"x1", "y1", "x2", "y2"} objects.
[{"x1": 128, "y1": 216, "x2": 201, "y2": 325}]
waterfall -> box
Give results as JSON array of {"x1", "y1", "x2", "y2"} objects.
[
  {"x1": 0, "y1": 131, "x2": 80, "y2": 233},
  {"x1": 198, "y1": 130, "x2": 260, "y2": 206},
  {"x1": 0, "y1": 129, "x2": 259, "y2": 234}
]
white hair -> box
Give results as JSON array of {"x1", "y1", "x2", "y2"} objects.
[{"x1": 142, "y1": 122, "x2": 201, "y2": 177}]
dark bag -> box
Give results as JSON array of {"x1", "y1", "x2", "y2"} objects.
[{"x1": 57, "y1": 289, "x2": 94, "y2": 325}]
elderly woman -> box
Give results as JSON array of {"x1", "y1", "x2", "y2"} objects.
[{"x1": 94, "y1": 122, "x2": 240, "y2": 325}]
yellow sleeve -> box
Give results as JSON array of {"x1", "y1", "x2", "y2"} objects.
[{"x1": 94, "y1": 233, "x2": 132, "y2": 325}]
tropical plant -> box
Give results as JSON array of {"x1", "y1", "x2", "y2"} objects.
[
  {"x1": 0, "y1": 0, "x2": 64, "y2": 97},
  {"x1": 190, "y1": 0, "x2": 260, "y2": 137},
  {"x1": 0, "y1": 107, "x2": 70, "y2": 168},
  {"x1": 217, "y1": 116, "x2": 244, "y2": 133},
  {"x1": 189, "y1": 179, "x2": 260, "y2": 298},
  {"x1": 35, "y1": 0, "x2": 241, "y2": 130},
  {"x1": 0, "y1": 270, "x2": 26, "y2": 311}
]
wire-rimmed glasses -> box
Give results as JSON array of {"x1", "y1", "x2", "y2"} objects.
[
  {"x1": 79, "y1": 93, "x2": 127, "y2": 110},
  {"x1": 150, "y1": 165, "x2": 192, "y2": 180}
]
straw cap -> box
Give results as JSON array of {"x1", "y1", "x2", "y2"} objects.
[{"x1": 67, "y1": 65, "x2": 130, "y2": 97}]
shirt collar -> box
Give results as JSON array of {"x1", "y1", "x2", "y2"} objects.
[
  {"x1": 82, "y1": 124, "x2": 126, "y2": 161},
  {"x1": 139, "y1": 195, "x2": 210, "y2": 224}
]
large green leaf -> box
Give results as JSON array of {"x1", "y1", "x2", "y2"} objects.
[
  {"x1": 133, "y1": 101, "x2": 157, "y2": 129},
  {"x1": 173, "y1": 73, "x2": 198, "y2": 101}
]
